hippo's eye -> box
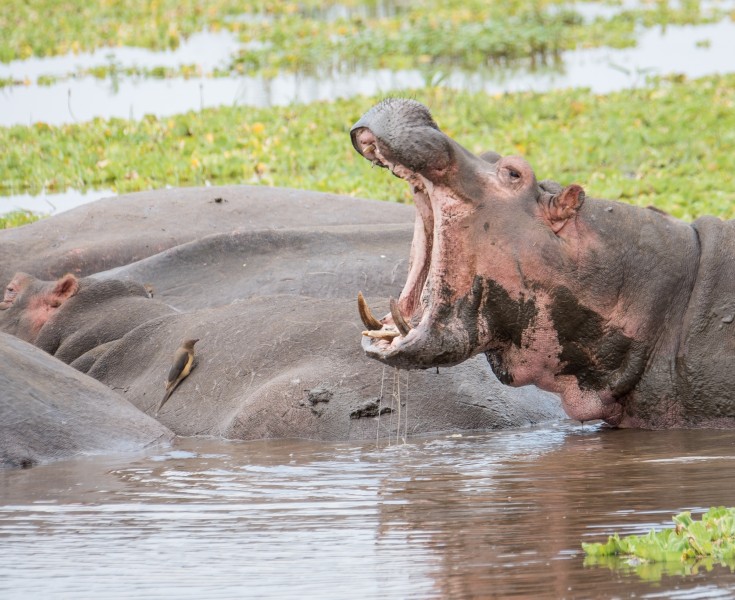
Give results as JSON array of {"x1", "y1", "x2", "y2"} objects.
[{"x1": 508, "y1": 169, "x2": 521, "y2": 180}]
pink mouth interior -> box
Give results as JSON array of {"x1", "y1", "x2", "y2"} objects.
[{"x1": 354, "y1": 128, "x2": 434, "y2": 340}]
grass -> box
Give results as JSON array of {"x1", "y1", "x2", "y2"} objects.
[
  {"x1": 583, "y1": 507, "x2": 735, "y2": 581},
  {"x1": 0, "y1": 210, "x2": 41, "y2": 229},
  {"x1": 1, "y1": 72, "x2": 734, "y2": 222},
  {"x1": 1, "y1": 0, "x2": 732, "y2": 85}
]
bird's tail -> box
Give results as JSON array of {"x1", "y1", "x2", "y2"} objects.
[{"x1": 155, "y1": 388, "x2": 175, "y2": 417}]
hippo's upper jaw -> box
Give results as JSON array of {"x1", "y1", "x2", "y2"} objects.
[
  {"x1": 351, "y1": 98, "x2": 706, "y2": 428},
  {"x1": 352, "y1": 101, "x2": 468, "y2": 369}
]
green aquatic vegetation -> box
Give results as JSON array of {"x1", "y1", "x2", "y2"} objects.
[
  {"x1": 228, "y1": 6, "x2": 584, "y2": 75},
  {"x1": 34, "y1": 63, "x2": 207, "y2": 87},
  {"x1": 0, "y1": 210, "x2": 41, "y2": 229},
  {"x1": 0, "y1": 77, "x2": 26, "y2": 88},
  {"x1": 2, "y1": 73, "x2": 734, "y2": 221},
  {"x1": 583, "y1": 507, "x2": 735, "y2": 581},
  {"x1": 0, "y1": 0, "x2": 247, "y2": 61},
  {"x1": 1, "y1": 0, "x2": 731, "y2": 85}
]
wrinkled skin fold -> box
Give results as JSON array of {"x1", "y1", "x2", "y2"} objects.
[{"x1": 352, "y1": 98, "x2": 735, "y2": 428}]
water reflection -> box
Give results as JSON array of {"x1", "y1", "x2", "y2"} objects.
[
  {"x1": 2, "y1": 424, "x2": 735, "y2": 598},
  {"x1": 0, "y1": 188, "x2": 113, "y2": 216},
  {"x1": 1, "y1": 20, "x2": 734, "y2": 127},
  {"x1": 0, "y1": 30, "x2": 240, "y2": 83}
]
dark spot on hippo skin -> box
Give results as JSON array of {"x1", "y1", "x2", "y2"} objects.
[
  {"x1": 2, "y1": 456, "x2": 36, "y2": 470},
  {"x1": 302, "y1": 386, "x2": 333, "y2": 415},
  {"x1": 447, "y1": 277, "x2": 536, "y2": 383},
  {"x1": 305, "y1": 387, "x2": 332, "y2": 405},
  {"x1": 350, "y1": 399, "x2": 394, "y2": 419},
  {"x1": 478, "y1": 278, "x2": 537, "y2": 349},
  {"x1": 646, "y1": 205, "x2": 669, "y2": 216},
  {"x1": 486, "y1": 351, "x2": 513, "y2": 385},
  {"x1": 550, "y1": 286, "x2": 647, "y2": 395},
  {"x1": 484, "y1": 222, "x2": 489, "y2": 233},
  {"x1": 425, "y1": 277, "x2": 538, "y2": 369}
]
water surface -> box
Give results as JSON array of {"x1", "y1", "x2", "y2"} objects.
[
  {"x1": 0, "y1": 188, "x2": 113, "y2": 216},
  {"x1": 2, "y1": 423, "x2": 735, "y2": 598},
  {"x1": 2, "y1": 20, "x2": 735, "y2": 127}
]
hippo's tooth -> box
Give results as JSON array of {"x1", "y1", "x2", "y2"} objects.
[
  {"x1": 358, "y1": 291, "x2": 383, "y2": 330},
  {"x1": 390, "y1": 297, "x2": 412, "y2": 337},
  {"x1": 362, "y1": 329, "x2": 400, "y2": 339}
]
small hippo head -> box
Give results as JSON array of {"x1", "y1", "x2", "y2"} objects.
[{"x1": 0, "y1": 272, "x2": 79, "y2": 343}]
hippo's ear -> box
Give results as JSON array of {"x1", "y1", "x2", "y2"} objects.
[
  {"x1": 544, "y1": 184, "x2": 585, "y2": 233},
  {"x1": 49, "y1": 274, "x2": 79, "y2": 307}
]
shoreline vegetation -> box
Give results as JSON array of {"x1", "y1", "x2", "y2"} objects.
[
  {"x1": 2, "y1": 1, "x2": 734, "y2": 229},
  {"x1": 1, "y1": 72, "x2": 734, "y2": 228}
]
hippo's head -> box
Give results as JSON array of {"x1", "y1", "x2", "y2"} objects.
[
  {"x1": 350, "y1": 99, "x2": 701, "y2": 425},
  {"x1": 352, "y1": 98, "x2": 587, "y2": 370},
  {"x1": 0, "y1": 272, "x2": 79, "y2": 343}
]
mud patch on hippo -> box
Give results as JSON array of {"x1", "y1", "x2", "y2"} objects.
[
  {"x1": 350, "y1": 399, "x2": 394, "y2": 419},
  {"x1": 550, "y1": 286, "x2": 646, "y2": 395},
  {"x1": 450, "y1": 277, "x2": 538, "y2": 384},
  {"x1": 449, "y1": 277, "x2": 538, "y2": 351},
  {"x1": 301, "y1": 386, "x2": 333, "y2": 416}
]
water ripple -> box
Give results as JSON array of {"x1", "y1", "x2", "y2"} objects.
[{"x1": 2, "y1": 425, "x2": 735, "y2": 598}]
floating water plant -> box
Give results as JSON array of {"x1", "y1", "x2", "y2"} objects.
[
  {"x1": 2, "y1": 73, "x2": 733, "y2": 221},
  {"x1": 1, "y1": 0, "x2": 730, "y2": 83},
  {"x1": 583, "y1": 507, "x2": 735, "y2": 577}
]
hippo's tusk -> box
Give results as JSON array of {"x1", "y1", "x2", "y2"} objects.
[
  {"x1": 358, "y1": 291, "x2": 383, "y2": 331},
  {"x1": 362, "y1": 329, "x2": 400, "y2": 339},
  {"x1": 390, "y1": 297, "x2": 412, "y2": 337}
]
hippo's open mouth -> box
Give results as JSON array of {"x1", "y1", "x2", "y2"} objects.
[
  {"x1": 350, "y1": 98, "x2": 481, "y2": 369},
  {"x1": 353, "y1": 128, "x2": 432, "y2": 358}
]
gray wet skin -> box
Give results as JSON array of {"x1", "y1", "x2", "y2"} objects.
[
  {"x1": 352, "y1": 98, "x2": 735, "y2": 429},
  {"x1": 0, "y1": 186, "x2": 565, "y2": 444}
]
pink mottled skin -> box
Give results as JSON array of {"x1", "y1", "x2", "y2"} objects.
[
  {"x1": 0, "y1": 272, "x2": 79, "y2": 342},
  {"x1": 350, "y1": 98, "x2": 723, "y2": 428}
]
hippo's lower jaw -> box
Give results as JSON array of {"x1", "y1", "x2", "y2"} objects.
[
  {"x1": 360, "y1": 318, "x2": 473, "y2": 370},
  {"x1": 358, "y1": 293, "x2": 477, "y2": 370}
]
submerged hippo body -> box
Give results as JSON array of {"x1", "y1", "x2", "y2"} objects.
[
  {"x1": 352, "y1": 98, "x2": 735, "y2": 429},
  {"x1": 0, "y1": 332, "x2": 172, "y2": 469},
  {"x1": 0, "y1": 185, "x2": 416, "y2": 288},
  {"x1": 0, "y1": 187, "x2": 565, "y2": 441}
]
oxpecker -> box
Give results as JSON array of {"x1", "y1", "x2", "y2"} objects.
[{"x1": 156, "y1": 338, "x2": 199, "y2": 415}]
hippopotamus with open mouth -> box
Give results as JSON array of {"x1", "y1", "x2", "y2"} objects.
[{"x1": 352, "y1": 98, "x2": 735, "y2": 429}]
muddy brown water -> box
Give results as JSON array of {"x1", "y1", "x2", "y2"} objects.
[{"x1": 2, "y1": 422, "x2": 735, "y2": 598}]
